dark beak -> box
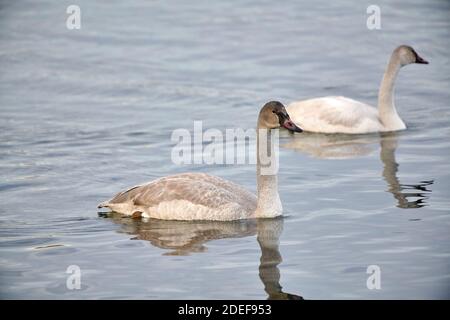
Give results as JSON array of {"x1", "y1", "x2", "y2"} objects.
[
  {"x1": 415, "y1": 54, "x2": 429, "y2": 64},
  {"x1": 282, "y1": 118, "x2": 303, "y2": 133}
]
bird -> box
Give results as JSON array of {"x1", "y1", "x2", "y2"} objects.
[
  {"x1": 286, "y1": 45, "x2": 428, "y2": 134},
  {"x1": 98, "y1": 101, "x2": 302, "y2": 221}
]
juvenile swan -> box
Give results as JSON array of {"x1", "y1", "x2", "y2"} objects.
[
  {"x1": 287, "y1": 45, "x2": 428, "y2": 134},
  {"x1": 98, "y1": 101, "x2": 302, "y2": 221}
]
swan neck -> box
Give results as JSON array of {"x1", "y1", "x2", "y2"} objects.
[
  {"x1": 378, "y1": 54, "x2": 405, "y2": 130},
  {"x1": 255, "y1": 125, "x2": 282, "y2": 218}
]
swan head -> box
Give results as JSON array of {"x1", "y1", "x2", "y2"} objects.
[
  {"x1": 258, "y1": 101, "x2": 303, "y2": 133},
  {"x1": 395, "y1": 45, "x2": 429, "y2": 67}
]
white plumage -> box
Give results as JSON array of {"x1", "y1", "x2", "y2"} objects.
[
  {"x1": 287, "y1": 96, "x2": 383, "y2": 134},
  {"x1": 287, "y1": 45, "x2": 428, "y2": 134}
]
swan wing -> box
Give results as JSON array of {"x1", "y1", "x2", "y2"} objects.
[
  {"x1": 99, "y1": 173, "x2": 257, "y2": 221},
  {"x1": 287, "y1": 96, "x2": 381, "y2": 134}
]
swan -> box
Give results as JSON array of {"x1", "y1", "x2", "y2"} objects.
[
  {"x1": 98, "y1": 101, "x2": 302, "y2": 221},
  {"x1": 286, "y1": 45, "x2": 428, "y2": 134}
]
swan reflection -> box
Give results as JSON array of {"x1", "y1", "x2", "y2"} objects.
[
  {"x1": 379, "y1": 134, "x2": 433, "y2": 208},
  {"x1": 102, "y1": 213, "x2": 302, "y2": 300},
  {"x1": 283, "y1": 132, "x2": 433, "y2": 209}
]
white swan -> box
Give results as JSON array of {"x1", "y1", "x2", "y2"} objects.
[
  {"x1": 98, "y1": 101, "x2": 302, "y2": 221},
  {"x1": 287, "y1": 45, "x2": 428, "y2": 134}
]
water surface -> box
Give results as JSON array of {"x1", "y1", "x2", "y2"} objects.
[{"x1": 0, "y1": 0, "x2": 449, "y2": 299}]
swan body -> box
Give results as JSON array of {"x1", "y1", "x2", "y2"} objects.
[
  {"x1": 99, "y1": 173, "x2": 258, "y2": 221},
  {"x1": 98, "y1": 101, "x2": 302, "y2": 221},
  {"x1": 287, "y1": 96, "x2": 384, "y2": 134},
  {"x1": 287, "y1": 45, "x2": 428, "y2": 134}
]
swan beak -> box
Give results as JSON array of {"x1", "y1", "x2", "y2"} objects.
[
  {"x1": 415, "y1": 54, "x2": 429, "y2": 64},
  {"x1": 283, "y1": 119, "x2": 303, "y2": 133}
]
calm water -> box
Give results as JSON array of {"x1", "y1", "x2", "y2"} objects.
[{"x1": 1, "y1": 0, "x2": 449, "y2": 299}]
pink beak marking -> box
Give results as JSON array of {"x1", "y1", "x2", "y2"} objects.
[{"x1": 282, "y1": 119, "x2": 303, "y2": 132}]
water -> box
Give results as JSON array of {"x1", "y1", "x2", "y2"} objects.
[{"x1": 0, "y1": 0, "x2": 449, "y2": 299}]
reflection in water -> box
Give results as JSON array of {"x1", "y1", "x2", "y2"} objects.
[
  {"x1": 282, "y1": 133, "x2": 377, "y2": 159},
  {"x1": 379, "y1": 134, "x2": 433, "y2": 209},
  {"x1": 283, "y1": 132, "x2": 433, "y2": 209},
  {"x1": 102, "y1": 213, "x2": 302, "y2": 300}
]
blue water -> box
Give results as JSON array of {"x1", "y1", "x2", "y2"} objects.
[{"x1": 0, "y1": 0, "x2": 449, "y2": 299}]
